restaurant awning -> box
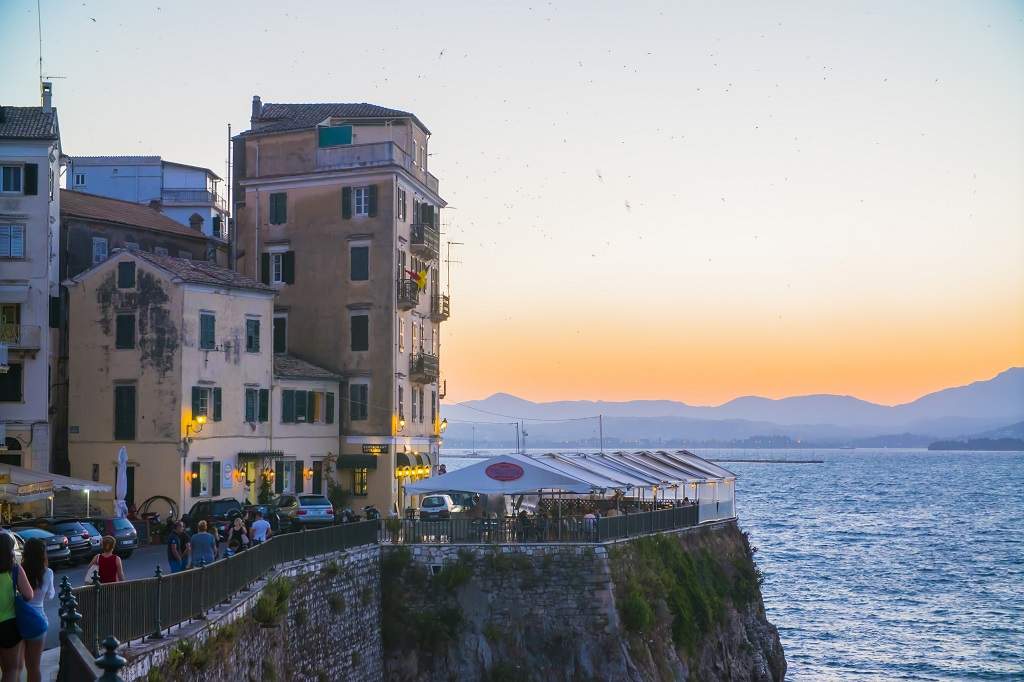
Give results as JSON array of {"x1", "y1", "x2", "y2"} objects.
[
  {"x1": 0, "y1": 465, "x2": 111, "y2": 503},
  {"x1": 405, "y1": 454, "x2": 596, "y2": 495}
]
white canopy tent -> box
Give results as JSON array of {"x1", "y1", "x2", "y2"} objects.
[
  {"x1": 405, "y1": 453, "x2": 596, "y2": 495},
  {"x1": 0, "y1": 465, "x2": 112, "y2": 513}
]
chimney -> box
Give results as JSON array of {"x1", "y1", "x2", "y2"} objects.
[
  {"x1": 148, "y1": 199, "x2": 163, "y2": 211},
  {"x1": 41, "y1": 82, "x2": 53, "y2": 113},
  {"x1": 189, "y1": 214, "x2": 204, "y2": 232},
  {"x1": 251, "y1": 95, "x2": 263, "y2": 123}
]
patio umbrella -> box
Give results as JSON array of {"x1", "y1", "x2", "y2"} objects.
[{"x1": 114, "y1": 447, "x2": 129, "y2": 518}]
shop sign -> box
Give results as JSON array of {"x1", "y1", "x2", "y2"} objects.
[
  {"x1": 362, "y1": 444, "x2": 389, "y2": 455},
  {"x1": 485, "y1": 462, "x2": 524, "y2": 482}
]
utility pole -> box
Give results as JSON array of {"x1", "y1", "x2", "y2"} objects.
[
  {"x1": 599, "y1": 414, "x2": 604, "y2": 453},
  {"x1": 445, "y1": 241, "x2": 463, "y2": 294}
]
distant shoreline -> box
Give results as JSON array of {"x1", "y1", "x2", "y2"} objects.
[{"x1": 927, "y1": 437, "x2": 1024, "y2": 451}]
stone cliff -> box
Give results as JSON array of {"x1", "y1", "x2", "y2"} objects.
[{"x1": 382, "y1": 520, "x2": 785, "y2": 682}]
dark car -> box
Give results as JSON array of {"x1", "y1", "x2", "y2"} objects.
[
  {"x1": 183, "y1": 498, "x2": 243, "y2": 538},
  {"x1": 16, "y1": 519, "x2": 95, "y2": 564},
  {"x1": 273, "y1": 495, "x2": 335, "y2": 530},
  {"x1": 12, "y1": 527, "x2": 71, "y2": 566},
  {"x1": 241, "y1": 504, "x2": 283, "y2": 533},
  {"x1": 87, "y1": 517, "x2": 139, "y2": 558}
]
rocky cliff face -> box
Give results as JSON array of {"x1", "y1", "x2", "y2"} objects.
[{"x1": 382, "y1": 521, "x2": 785, "y2": 682}]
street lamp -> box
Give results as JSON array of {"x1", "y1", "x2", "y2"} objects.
[{"x1": 185, "y1": 414, "x2": 207, "y2": 443}]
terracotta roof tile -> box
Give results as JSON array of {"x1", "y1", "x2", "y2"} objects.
[
  {"x1": 128, "y1": 249, "x2": 274, "y2": 293},
  {"x1": 243, "y1": 102, "x2": 429, "y2": 136},
  {"x1": 61, "y1": 190, "x2": 208, "y2": 241},
  {"x1": 0, "y1": 106, "x2": 59, "y2": 140},
  {"x1": 274, "y1": 354, "x2": 342, "y2": 381}
]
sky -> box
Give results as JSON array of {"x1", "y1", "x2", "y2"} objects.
[{"x1": 2, "y1": 0, "x2": 1022, "y2": 406}]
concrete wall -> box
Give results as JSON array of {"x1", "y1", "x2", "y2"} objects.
[{"x1": 67, "y1": 160, "x2": 162, "y2": 204}]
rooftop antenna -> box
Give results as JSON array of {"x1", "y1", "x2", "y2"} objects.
[
  {"x1": 37, "y1": 0, "x2": 42, "y2": 87},
  {"x1": 445, "y1": 240, "x2": 463, "y2": 294}
]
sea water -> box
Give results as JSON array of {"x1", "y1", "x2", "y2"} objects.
[{"x1": 440, "y1": 449, "x2": 1024, "y2": 680}]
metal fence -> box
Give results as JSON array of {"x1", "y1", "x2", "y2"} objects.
[
  {"x1": 72, "y1": 521, "x2": 377, "y2": 654},
  {"x1": 381, "y1": 505, "x2": 719, "y2": 545}
]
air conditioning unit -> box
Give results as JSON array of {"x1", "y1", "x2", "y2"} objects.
[{"x1": 0, "y1": 343, "x2": 8, "y2": 374}]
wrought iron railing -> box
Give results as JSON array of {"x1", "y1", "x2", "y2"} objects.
[
  {"x1": 397, "y1": 278, "x2": 420, "y2": 310},
  {"x1": 430, "y1": 294, "x2": 450, "y2": 322},
  {"x1": 410, "y1": 223, "x2": 439, "y2": 259},
  {"x1": 409, "y1": 351, "x2": 439, "y2": 383},
  {"x1": 161, "y1": 188, "x2": 226, "y2": 210}
]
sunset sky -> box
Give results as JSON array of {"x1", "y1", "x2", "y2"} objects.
[{"x1": 3, "y1": 1, "x2": 1021, "y2": 406}]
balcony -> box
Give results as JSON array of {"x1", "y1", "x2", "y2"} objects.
[
  {"x1": 316, "y1": 142, "x2": 441, "y2": 196},
  {"x1": 430, "y1": 294, "x2": 450, "y2": 323},
  {"x1": 162, "y1": 188, "x2": 227, "y2": 212},
  {"x1": 0, "y1": 325, "x2": 41, "y2": 351},
  {"x1": 397, "y1": 279, "x2": 420, "y2": 311},
  {"x1": 409, "y1": 352, "x2": 439, "y2": 384},
  {"x1": 410, "y1": 223, "x2": 439, "y2": 260}
]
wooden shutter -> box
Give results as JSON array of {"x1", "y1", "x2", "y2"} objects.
[
  {"x1": 295, "y1": 390, "x2": 308, "y2": 422},
  {"x1": 351, "y1": 315, "x2": 368, "y2": 352},
  {"x1": 312, "y1": 461, "x2": 323, "y2": 495},
  {"x1": 260, "y1": 253, "x2": 270, "y2": 285},
  {"x1": 259, "y1": 388, "x2": 269, "y2": 422},
  {"x1": 341, "y1": 187, "x2": 352, "y2": 219},
  {"x1": 114, "y1": 385, "x2": 136, "y2": 440},
  {"x1": 270, "y1": 193, "x2": 287, "y2": 224},
  {"x1": 24, "y1": 164, "x2": 38, "y2": 196},
  {"x1": 191, "y1": 462, "x2": 201, "y2": 497},
  {"x1": 192, "y1": 386, "x2": 201, "y2": 418},
  {"x1": 274, "y1": 461, "x2": 284, "y2": 494},
  {"x1": 212, "y1": 462, "x2": 221, "y2": 497},
  {"x1": 283, "y1": 251, "x2": 295, "y2": 284},
  {"x1": 282, "y1": 390, "x2": 295, "y2": 423},
  {"x1": 368, "y1": 185, "x2": 378, "y2": 217},
  {"x1": 200, "y1": 314, "x2": 215, "y2": 349},
  {"x1": 244, "y1": 389, "x2": 255, "y2": 422},
  {"x1": 307, "y1": 392, "x2": 316, "y2": 422},
  {"x1": 115, "y1": 314, "x2": 135, "y2": 349},
  {"x1": 296, "y1": 464, "x2": 305, "y2": 493},
  {"x1": 273, "y1": 317, "x2": 286, "y2": 354},
  {"x1": 212, "y1": 387, "x2": 222, "y2": 421},
  {"x1": 326, "y1": 392, "x2": 335, "y2": 424}
]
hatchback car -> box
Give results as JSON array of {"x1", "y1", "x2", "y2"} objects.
[
  {"x1": 87, "y1": 517, "x2": 139, "y2": 558},
  {"x1": 13, "y1": 527, "x2": 71, "y2": 566},
  {"x1": 274, "y1": 495, "x2": 335, "y2": 530},
  {"x1": 16, "y1": 519, "x2": 94, "y2": 564},
  {"x1": 419, "y1": 494, "x2": 464, "y2": 520},
  {"x1": 184, "y1": 498, "x2": 243, "y2": 538}
]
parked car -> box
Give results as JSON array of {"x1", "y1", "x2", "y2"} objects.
[
  {"x1": 183, "y1": 498, "x2": 243, "y2": 538},
  {"x1": 78, "y1": 521, "x2": 104, "y2": 556},
  {"x1": 0, "y1": 530, "x2": 24, "y2": 564},
  {"x1": 418, "y1": 494, "x2": 464, "y2": 520},
  {"x1": 273, "y1": 495, "x2": 335, "y2": 530},
  {"x1": 12, "y1": 527, "x2": 71, "y2": 566},
  {"x1": 241, "y1": 504, "x2": 283, "y2": 533},
  {"x1": 87, "y1": 517, "x2": 139, "y2": 558},
  {"x1": 16, "y1": 519, "x2": 95, "y2": 564}
]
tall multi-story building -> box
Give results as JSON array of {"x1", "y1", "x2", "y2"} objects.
[
  {"x1": 0, "y1": 83, "x2": 61, "y2": 472},
  {"x1": 65, "y1": 156, "x2": 229, "y2": 244},
  {"x1": 233, "y1": 96, "x2": 449, "y2": 513}
]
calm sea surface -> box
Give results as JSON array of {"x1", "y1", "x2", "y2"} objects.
[{"x1": 440, "y1": 448, "x2": 1024, "y2": 680}]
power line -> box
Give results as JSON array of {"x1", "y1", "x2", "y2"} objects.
[{"x1": 450, "y1": 401, "x2": 601, "y2": 423}]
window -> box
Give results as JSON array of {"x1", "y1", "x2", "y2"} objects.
[
  {"x1": 245, "y1": 387, "x2": 270, "y2": 423},
  {"x1": 0, "y1": 363, "x2": 23, "y2": 402},
  {"x1": 354, "y1": 187, "x2": 369, "y2": 217},
  {"x1": 419, "y1": 387, "x2": 425, "y2": 423},
  {"x1": 398, "y1": 317, "x2": 405, "y2": 352},
  {"x1": 398, "y1": 188, "x2": 407, "y2": 221},
  {"x1": 350, "y1": 314, "x2": 368, "y2": 351},
  {"x1": 212, "y1": 216, "x2": 223, "y2": 239},
  {"x1": 246, "y1": 318, "x2": 260, "y2": 353},
  {"x1": 318, "y1": 125, "x2": 353, "y2": 147},
  {"x1": 352, "y1": 468, "x2": 368, "y2": 496},
  {"x1": 191, "y1": 386, "x2": 222, "y2": 421},
  {"x1": 190, "y1": 461, "x2": 217, "y2": 498},
  {"x1": 273, "y1": 315, "x2": 287, "y2": 354},
  {"x1": 178, "y1": 250, "x2": 192, "y2": 260},
  {"x1": 412, "y1": 140, "x2": 419, "y2": 168},
  {"x1": 431, "y1": 390, "x2": 437, "y2": 425},
  {"x1": 199, "y1": 312, "x2": 215, "y2": 350},
  {"x1": 73, "y1": 173, "x2": 86, "y2": 187},
  {"x1": 115, "y1": 313, "x2": 135, "y2": 349},
  {"x1": 154, "y1": 247, "x2": 169, "y2": 256},
  {"x1": 411, "y1": 387, "x2": 417, "y2": 423},
  {"x1": 0, "y1": 166, "x2": 22, "y2": 193},
  {"x1": 261, "y1": 251, "x2": 294, "y2": 285},
  {"x1": 269, "y1": 193, "x2": 287, "y2": 224},
  {"x1": 411, "y1": 320, "x2": 418, "y2": 352},
  {"x1": 272, "y1": 253, "x2": 284, "y2": 283},
  {"x1": 114, "y1": 384, "x2": 136, "y2": 440},
  {"x1": 349, "y1": 383, "x2": 368, "y2": 421},
  {"x1": 398, "y1": 385, "x2": 405, "y2": 421},
  {"x1": 350, "y1": 246, "x2": 369, "y2": 281},
  {"x1": 92, "y1": 237, "x2": 108, "y2": 265},
  {"x1": 0, "y1": 225, "x2": 25, "y2": 258},
  {"x1": 326, "y1": 392, "x2": 335, "y2": 424},
  {"x1": 281, "y1": 390, "x2": 329, "y2": 424},
  {"x1": 124, "y1": 242, "x2": 139, "y2": 251},
  {"x1": 117, "y1": 262, "x2": 136, "y2": 289}
]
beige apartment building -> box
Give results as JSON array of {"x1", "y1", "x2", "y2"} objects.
[
  {"x1": 233, "y1": 97, "x2": 448, "y2": 513},
  {"x1": 65, "y1": 249, "x2": 340, "y2": 512}
]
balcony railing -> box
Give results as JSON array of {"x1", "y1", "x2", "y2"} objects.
[
  {"x1": 409, "y1": 352, "x2": 439, "y2": 383},
  {"x1": 430, "y1": 294, "x2": 450, "y2": 322},
  {"x1": 316, "y1": 142, "x2": 441, "y2": 196},
  {"x1": 410, "y1": 223, "x2": 439, "y2": 260},
  {"x1": 161, "y1": 188, "x2": 227, "y2": 211},
  {"x1": 397, "y1": 279, "x2": 420, "y2": 311},
  {"x1": 0, "y1": 325, "x2": 41, "y2": 350}
]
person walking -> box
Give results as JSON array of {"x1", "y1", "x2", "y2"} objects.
[
  {"x1": 20, "y1": 539, "x2": 53, "y2": 682},
  {"x1": 167, "y1": 521, "x2": 190, "y2": 573},
  {"x1": 0, "y1": 533, "x2": 33, "y2": 682},
  {"x1": 250, "y1": 511, "x2": 272, "y2": 545},
  {"x1": 226, "y1": 517, "x2": 250, "y2": 555},
  {"x1": 189, "y1": 521, "x2": 216, "y2": 567},
  {"x1": 86, "y1": 536, "x2": 124, "y2": 584}
]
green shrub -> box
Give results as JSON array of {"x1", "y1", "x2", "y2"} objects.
[
  {"x1": 327, "y1": 593, "x2": 344, "y2": 614},
  {"x1": 483, "y1": 661, "x2": 520, "y2": 682},
  {"x1": 483, "y1": 622, "x2": 503, "y2": 643},
  {"x1": 253, "y1": 577, "x2": 293, "y2": 626},
  {"x1": 324, "y1": 560, "x2": 340, "y2": 578},
  {"x1": 620, "y1": 582, "x2": 654, "y2": 633}
]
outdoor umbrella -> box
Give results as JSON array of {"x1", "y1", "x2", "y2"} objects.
[{"x1": 114, "y1": 446, "x2": 129, "y2": 518}]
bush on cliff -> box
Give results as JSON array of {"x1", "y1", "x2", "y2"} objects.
[{"x1": 620, "y1": 580, "x2": 654, "y2": 633}]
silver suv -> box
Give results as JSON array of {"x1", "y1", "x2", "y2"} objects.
[{"x1": 419, "y1": 494, "x2": 464, "y2": 520}]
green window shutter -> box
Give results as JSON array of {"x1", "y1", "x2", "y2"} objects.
[
  {"x1": 192, "y1": 386, "x2": 201, "y2": 418},
  {"x1": 318, "y1": 125, "x2": 352, "y2": 147},
  {"x1": 260, "y1": 253, "x2": 270, "y2": 285},
  {"x1": 350, "y1": 246, "x2": 369, "y2": 281},
  {"x1": 326, "y1": 392, "x2": 335, "y2": 424},
  {"x1": 273, "y1": 317, "x2": 286, "y2": 354},
  {"x1": 274, "y1": 461, "x2": 284, "y2": 494},
  {"x1": 282, "y1": 251, "x2": 295, "y2": 284},
  {"x1": 350, "y1": 314, "x2": 368, "y2": 352},
  {"x1": 23, "y1": 164, "x2": 38, "y2": 196},
  {"x1": 341, "y1": 187, "x2": 352, "y2": 219},
  {"x1": 212, "y1": 462, "x2": 221, "y2": 497},
  {"x1": 115, "y1": 314, "x2": 135, "y2": 349},
  {"x1": 413, "y1": 200, "x2": 420, "y2": 223},
  {"x1": 307, "y1": 392, "x2": 316, "y2": 422},
  {"x1": 312, "y1": 461, "x2": 323, "y2": 495},
  {"x1": 246, "y1": 319, "x2": 260, "y2": 353},
  {"x1": 270, "y1": 193, "x2": 287, "y2": 224},
  {"x1": 295, "y1": 464, "x2": 305, "y2": 493},
  {"x1": 212, "y1": 387, "x2": 222, "y2": 422},
  {"x1": 191, "y1": 462, "x2": 201, "y2": 497},
  {"x1": 367, "y1": 185, "x2": 378, "y2": 217},
  {"x1": 117, "y1": 262, "x2": 136, "y2": 289},
  {"x1": 259, "y1": 388, "x2": 269, "y2": 422},
  {"x1": 295, "y1": 390, "x2": 308, "y2": 422},
  {"x1": 282, "y1": 390, "x2": 295, "y2": 423},
  {"x1": 245, "y1": 389, "x2": 256, "y2": 422},
  {"x1": 114, "y1": 385, "x2": 136, "y2": 440},
  {"x1": 200, "y1": 313, "x2": 215, "y2": 349}
]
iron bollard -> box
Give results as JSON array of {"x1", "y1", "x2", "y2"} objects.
[
  {"x1": 91, "y1": 573, "x2": 102, "y2": 654},
  {"x1": 95, "y1": 636, "x2": 126, "y2": 682},
  {"x1": 148, "y1": 565, "x2": 164, "y2": 640}
]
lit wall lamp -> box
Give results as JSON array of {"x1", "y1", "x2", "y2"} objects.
[
  {"x1": 304, "y1": 468, "x2": 313, "y2": 480},
  {"x1": 440, "y1": 418, "x2": 448, "y2": 432},
  {"x1": 398, "y1": 418, "x2": 406, "y2": 431},
  {"x1": 185, "y1": 414, "x2": 207, "y2": 443}
]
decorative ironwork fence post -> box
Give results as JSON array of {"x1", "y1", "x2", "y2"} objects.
[
  {"x1": 149, "y1": 565, "x2": 164, "y2": 640},
  {"x1": 57, "y1": 575, "x2": 72, "y2": 630},
  {"x1": 198, "y1": 560, "x2": 207, "y2": 619},
  {"x1": 95, "y1": 636, "x2": 126, "y2": 682},
  {"x1": 91, "y1": 573, "x2": 102, "y2": 654}
]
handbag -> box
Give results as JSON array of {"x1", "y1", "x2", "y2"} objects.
[{"x1": 12, "y1": 568, "x2": 47, "y2": 640}]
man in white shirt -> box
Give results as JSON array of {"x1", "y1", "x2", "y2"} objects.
[{"x1": 250, "y1": 510, "x2": 272, "y2": 544}]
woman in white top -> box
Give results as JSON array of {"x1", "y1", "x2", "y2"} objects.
[{"x1": 20, "y1": 539, "x2": 54, "y2": 682}]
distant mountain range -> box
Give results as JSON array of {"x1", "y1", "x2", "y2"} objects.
[{"x1": 441, "y1": 367, "x2": 1024, "y2": 449}]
